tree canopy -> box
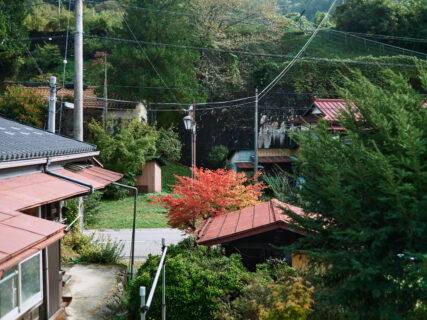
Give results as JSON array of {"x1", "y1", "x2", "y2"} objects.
[{"x1": 286, "y1": 69, "x2": 427, "y2": 318}]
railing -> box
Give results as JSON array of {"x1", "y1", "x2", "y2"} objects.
[{"x1": 140, "y1": 238, "x2": 167, "y2": 320}]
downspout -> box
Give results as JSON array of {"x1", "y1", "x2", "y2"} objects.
[{"x1": 43, "y1": 159, "x2": 94, "y2": 231}]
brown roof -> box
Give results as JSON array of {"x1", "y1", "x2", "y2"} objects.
[
  {"x1": 24, "y1": 85, "x2": 136, "y2": 110},
  {"x1": 194, "y1": 199, "x2": 307, "y2": 246},
  {"x1": 0, "y1": 209, "x2": 66, "y2": 278},
  {"x1": 258, "y1": 156, "x2": 291, "y2": 163},
  {"x1": 235, "y1": 162, "x2": 254, "y2": 169}
]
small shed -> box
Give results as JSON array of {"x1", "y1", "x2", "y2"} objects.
[
  {"x1": 194, "y1": 199, "x2": 309, "y2": 270},
  {"x1": 135, "y1": 157, "x2": 165, "y2": 193}
]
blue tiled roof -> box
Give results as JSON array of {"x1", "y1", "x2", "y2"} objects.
[{"x1": 0, "y1": 117, "x2": 96, "y2": 162}]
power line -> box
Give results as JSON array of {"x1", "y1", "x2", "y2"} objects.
[
  {"x1": 324, "y1": 30, "x2": 427, "y2": 44},
  {"x1": 85, "y1": 35, "x2": 426, "y2": 69},
  {"x1": 259, "y1": 0, "x2": 338, "y2": 101},
  {"x1": 120, "y1": 10, "x2": 181, "y2": 105}
]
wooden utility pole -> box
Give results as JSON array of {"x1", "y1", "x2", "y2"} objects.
[{"x1": 74, "y1": 0, "x2": 83, "y2": 141}]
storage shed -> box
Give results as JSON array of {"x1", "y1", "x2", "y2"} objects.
[
  {"x1": 194, "y1": 199, "x2": 309, "y2": 270},
  {"x1": 135, "y1": 157, "x2": 165, "y2": 194}
]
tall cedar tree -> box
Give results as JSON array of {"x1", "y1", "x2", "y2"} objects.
[
  {"x1": 285, "y1": 69, "x2": 427, "y2": 319},
  {"x1": 152, "y1": 167, "x2": 265, "y2": 232}
]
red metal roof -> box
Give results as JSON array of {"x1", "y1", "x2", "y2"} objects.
[
  {"x1": 194, "y1": 199, "x2": 307, "y2": 246},
  {"x1": 0, "y1": 167, "x2": 122, "y2": 212},
  {"x1": 58, "y1": 166, "x2": 123, "y2": 190},
  {"x1": 310, "y1": 98, "x2": 359, "y2": 123},
  {"x1": 0, "y1": 209, "x2": 66, "y2": 278},
  {"x1": 258, "y1": 156, "x2": 291, "y2": 163},
  {"x1": 0, "y1": 172, "x2": 90, "y2": 211}
]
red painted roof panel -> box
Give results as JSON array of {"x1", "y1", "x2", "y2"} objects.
[{"x1": 195, "y1": 199, "x2": 307, "y2": 246}]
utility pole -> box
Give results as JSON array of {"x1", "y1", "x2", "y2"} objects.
[
  {"x1": 74, "y1": 0, "x2": 83, "y2": 141},
  {"x1": 103, "y1": 53, "x2": 108, "y2": 132},
  {"x1": 74, "y1": 0, "x2": 84, "y2": 233},
  {"x1": 192, "y1": 100, "x2": 196, "y2": 177},
  {"x1": 48, "y1": 76, "x2": 56, "y2": 133},
  {"x1": 254, "y1": 88, "x2": 259, "y2": 182}
]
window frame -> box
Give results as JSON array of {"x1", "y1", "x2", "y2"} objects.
[
  {"x1": 0, "y1": 251, "x2": 43, "y2": 320},
  {"x1": 0, "y1": 268, "x2": 19, "y2": 320}
]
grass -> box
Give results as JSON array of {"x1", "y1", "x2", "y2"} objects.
[
  {"x1": 85, "y1": 193, "x2": 169, "y2": 229},
  {"x1": 162, "y1": 159, "x2": 191, "y2": 193}
]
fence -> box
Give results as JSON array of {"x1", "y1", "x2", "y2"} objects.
[{"x1": 139, "y1": 238, "x2": 167, "y2": 320}]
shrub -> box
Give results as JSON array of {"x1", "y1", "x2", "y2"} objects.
[
  {"x1": 83, "y1": 191, "x2": 103, "y2": 226},
  {"x1": 128, "y1": 239, "x2": 250, "y2": 320},
  {"x1": 62, "y1": 198, "x2": 79, "y2": 232},
  {"x1": 77, "y1": 234, "x2": 124, "y2": 264},
  {"x1": 208, "y1": 145, "x2": 229, "y2": 169},
  {"x1": 156, "y1": 127, "x2": 182, "y2": 162}
]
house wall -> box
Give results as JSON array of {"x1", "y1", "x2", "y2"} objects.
[
  {"x1": 135, "y1": 161, "x2": 162, "y2": 193},
  {"x1": 258, "y1": 148, "x2": 300, "y2": 158},
  {"x1": 229, "y1": 150, "x2": 254, "y2": 172}
]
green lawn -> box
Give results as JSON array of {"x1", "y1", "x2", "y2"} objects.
[{"x1": 86, "y1": 194, "x2": 169, "y2": 229}]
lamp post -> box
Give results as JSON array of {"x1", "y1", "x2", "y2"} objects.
[{"x1": 183, "y1": 103, "x2": 196, "y2": 179}]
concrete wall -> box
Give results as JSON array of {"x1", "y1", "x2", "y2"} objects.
[
  {"x1": 135, "y1": 161, "x2": 162, "y2": 193},
  {"x1": 229, "y1": 150, "x2": 254, "y2": 172}
]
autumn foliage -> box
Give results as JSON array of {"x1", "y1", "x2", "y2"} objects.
[{"x1": 151, "y1": 167, "x2": 265, "y2": 233}]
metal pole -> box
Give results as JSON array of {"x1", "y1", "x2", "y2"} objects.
[
  {"x1": 113, "y1": 182, "x2": 138, "y2": 280},
  {"x1": 190, "y1": 117, "x2": 194, "y2": 179},
  {"x1": 48, "y1": 76, "x2": 56, "y2": 133},
  {"x1": 74, "y1": 0, "x2": 83, "y2": 141},
  {"x1": 140, "y1": 286, "x2": 146, "y2": 320},
  {"x1": 254, "y1": 88, "x2": 258, "y2": 181},
  {"x1": 103, "y1": 53, "x2": 108, "y2": 132},
  {"x1": 162, "y1": 238, "x2": 166, "y2": 320}
]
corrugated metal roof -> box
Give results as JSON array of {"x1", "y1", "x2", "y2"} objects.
[
  {"x1": 311, "y1": 98, "x2": 358, "y2": 123},
  {"x1": 0, "y1": 117, "x2": 96, "y2": 162},
  {"x1": 194, "y1": 199, "x2": 307, "y2": 246},
  {"x1": 0, "y1": 209, "x2": 66, "y2": 277}
]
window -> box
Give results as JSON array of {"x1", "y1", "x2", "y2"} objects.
[{"x1": 0, "y1": 252, "x2": 43, "y2": 320}]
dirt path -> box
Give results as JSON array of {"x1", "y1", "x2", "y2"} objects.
[{"x1": 63, "y1": 264, "x2": 126, "y2": 320}]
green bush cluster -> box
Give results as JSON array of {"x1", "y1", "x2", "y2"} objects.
[
  {"x1": 83, "y1": 191, "x2": 103, "y2": 226},
  {"x1": 128, "y1": 238, "x2": 250, "y2": 320},
  {"x1": 62, "y1": 231, "x2": 124, "y2": 265},
  {"x1": 127, "y1": 240, "x2": 314, "y2": 320},
  {"x1": 208, "y1": 145, "x2": 229, "y2": 169}
]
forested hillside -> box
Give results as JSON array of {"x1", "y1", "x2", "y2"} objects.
[{"x1": 0, "y1": 0, "x2": 426, "y2": 164}]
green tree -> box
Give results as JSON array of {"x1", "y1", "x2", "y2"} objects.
[
  {"x1": 0, "y1": 0, "x2": 28, "y2": 80},
  {"x1": 0, "y1": 85, "x2": 47, "y2": 127},
  {"x1": 285, "y1": 69, "x2": 427, "y2": 318},
  {"x1": 208, "y1": 144, "x2": 229, "y2": 169},
  {"x1": 156, "y1": 126, "x2": 182, "y2": 161},
  {"x1": 88, "y1": 119, "x2": 157, "y2": 177}
]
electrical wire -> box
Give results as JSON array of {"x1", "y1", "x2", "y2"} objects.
[
  {"x1": 120, "y1": 11, "x2": 181, "y2": 105},
  {"x1": 58, "y1": 0, "x2": 73, "y2": 134},
  {"x1": 258, "y1": 0, "x2": 338, "y2": 102}
]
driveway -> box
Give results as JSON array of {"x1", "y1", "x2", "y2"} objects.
[
  {"x1": 64, "y1": 264, "x2": 126, "y2": 320},
  {"x1": 84, "y1": 228, "x2": 187, "y2": 260}
]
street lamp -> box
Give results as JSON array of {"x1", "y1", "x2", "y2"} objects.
[{"x1": 183, "y1": 103, "x2": 196, "y2": 178}]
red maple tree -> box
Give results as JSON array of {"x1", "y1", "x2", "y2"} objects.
[{"x1": 151, "y1": 167, "x2": 266, "y2": 233}]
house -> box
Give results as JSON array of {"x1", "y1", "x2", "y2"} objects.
[
  {"x1": 194, "y1": 199, "x2": 309, "y2": 270},
  {"x1": 135, "y1": 157, "x2": 165, "y2": 193},
  {"x1": 290, "y1": 97, "x2": 358, "y2": 132},
  {"x1": 0, "y1": 116, "x2": 122, "y2": 320},
  {"x1": 3, "y1": 82, "x2": 147, "y2": 137}
]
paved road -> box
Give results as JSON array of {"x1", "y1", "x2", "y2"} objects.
[{"x1": 84, "y1": 228, "x2": 187, "y2": 260}]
